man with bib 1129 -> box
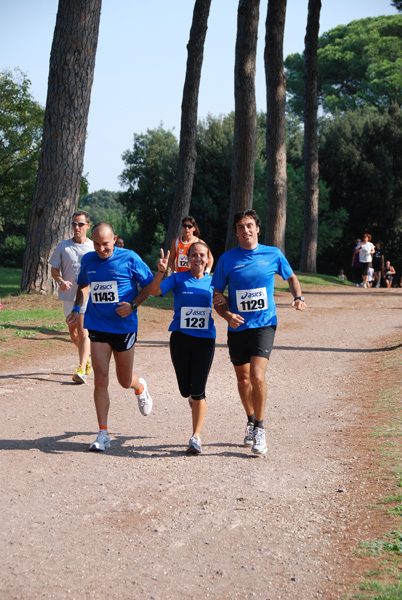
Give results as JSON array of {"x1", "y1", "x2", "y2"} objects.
[
  {"x1": 66, "y1": 222, "x2": 154, "y2": 452},
  {"x1": 212, "y1": 209, "x2": 307, "y2": 456}
]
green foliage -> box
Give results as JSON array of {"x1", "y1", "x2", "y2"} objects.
[
  {"x1": 319, "y1": 106, "x2": 402, "y2": 275},
  {"x1": 285, "y1": 15, "x2": 402, "y2": 116},
  {"x1": 191, "y1": 113, "x2": 235, "y2": 258},
  {"x1": 0, "y1": 235, "x2": 26, "y2": 268},
  {"x1": 254, "y1": 161, "x2": 347, "y2": 269},
  {"x1": 0, "y1": 68, "x2": 44, "y2": 238},
  {"x1": 79, "y1": 188, "x2": 140, "y2": 249},
  {"x1": 119, "y1": 125, "x2": 179, "y2": 257}
]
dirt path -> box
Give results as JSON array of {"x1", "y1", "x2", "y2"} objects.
[{"x1": 1, "y1": 286, "x2": 401, "y2": 599}]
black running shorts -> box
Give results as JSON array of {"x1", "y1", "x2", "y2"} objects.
[
  {"x1": 227, "y1": 325, "x2": 276, "y2": 366},
  {"x1": 88, "y1": 330, "x2": 137, "y2": 352}
]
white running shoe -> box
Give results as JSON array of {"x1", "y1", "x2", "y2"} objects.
[
  {"x1": 72, "y1": 365, "x2": 86, "y2": 384},
  {"x1": 186, "y1": 434, "x2": 202, "y2": 454},
  {"x1": 136, "y1": 378, "x2": 153, "y2": 416},
  {"x1": 252, "y1": 427, "x2": 267, "y2": 456},
  {"x1": 88, "y1": 430, "x2": 111, "y2": 452},
  {"x1": 243, "y1": 423, "x2": 254, "y2": 447}
]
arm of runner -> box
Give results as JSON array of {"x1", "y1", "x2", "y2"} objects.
[
  {"x1": 146, "y1": 249, "x2": 170, "y2": 297},
  {"x1": 287, "y1": 273, "x2": 307, "y2": 311},
  {"x1": 66, "y1": 285, "x2": 89, "y2": 325},
  {"x1": 116, "y1": 252, "x2": 170, "y2": 318},
  {"x1": 51, "y1": 266, "x2": 73, "y2": 291},
  {"x1": 213, "y1": 289, "x2": 244, "y2": 328}
]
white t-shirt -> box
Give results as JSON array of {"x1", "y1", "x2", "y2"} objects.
[
  {"x1": 49, "y1": 238, "x2": 94, "y2": 301},
  {"x1": 359, "y1": 241, "x2": 375, "y2": 263}
]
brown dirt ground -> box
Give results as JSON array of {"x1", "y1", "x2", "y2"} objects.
[{"x1": 1, "y1": 286, "x2": 402, "y2": 599}]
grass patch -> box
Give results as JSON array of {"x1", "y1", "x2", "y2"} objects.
[
  {"x1": 0, "y1": 267, "x2": 21, "y2": 298},
  {"x1": 351, "y1": 339, "x2": 402, "y2": 599}
]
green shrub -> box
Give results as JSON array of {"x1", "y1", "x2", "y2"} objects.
[{"x1": 0, "y1": 235, "x2": 26, "y2": 268}]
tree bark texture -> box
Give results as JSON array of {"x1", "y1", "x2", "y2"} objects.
[
  {"x1": 164, "y1": 0, "x2": 211, "y2": 254},
  {"x1": 264, "y1": 0, "x2": 287, "y2": 252},
  {"x1": 225, "y1": 0, "x2": 260, "y2": 251},
  {"x1": 21, "y1": 0, "x2": 101, "y2": 293},
  {"x1": 300, "y1": 0, "x2": 321, "y2": 272}
]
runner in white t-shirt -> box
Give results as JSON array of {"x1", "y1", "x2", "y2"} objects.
[{"x1": 49, "y1": 211, "x2": 94, "y2": 384}]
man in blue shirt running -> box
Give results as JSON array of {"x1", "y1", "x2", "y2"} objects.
[
  {"x1": 67, "y1": 222, "x2": 154, "y2": 452},
  {"x1": 212, "y1": 209, "x2": 307, "y2": 456}
]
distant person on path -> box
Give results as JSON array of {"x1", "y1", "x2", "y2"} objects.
[
  {"x1": 367, "y1": 265, "x2": 374, "y2": 288},
  {"x1": 352, "y1": 238, "x2": 362, "y2": 287},
  {"x1": 212, "y1": 209, "x2": 307, "y2": 457},
  {"x1": 115, "y1": 237, "x2": 125, "y2": 248},
  {"x1": 66, "y1": 222, "x2": 154, "y2": 452},
  {"x1": 49, "y1": 211, "x2": 94, "y2": 384},
  {"x1": 385, "y1": 260, "x2": 396, "y2": 288},
  {"x1": 358, "y1": 233, "x2": 375, "y2": 288},
  {"x1": 338, "y1": 269, "x2": 347, "y2": 281},
  {"x1": 169, "y1": 216, "x2": 214, "y2": 274},
  {"x1": 372, "y1": 241, "x2": 384, "y2": 288},
  {"x1": 148, "y1": 242, "x2": 215, "y2": 454}
]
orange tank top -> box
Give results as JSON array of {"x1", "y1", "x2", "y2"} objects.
[{"x1": 175, "y1": 236, "x2": 200, "y2": 272}]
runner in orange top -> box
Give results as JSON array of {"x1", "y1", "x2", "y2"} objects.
[{"x1": 169, "y1": 216, "x2": 214, "y2": 273}]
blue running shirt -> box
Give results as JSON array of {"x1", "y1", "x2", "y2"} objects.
[
  {"x1": 77, "y1": 247, "x2": 153, "y2": 333},
  {"x1": 212, "y1": 244, "x2": 293, "y2": 331},
  {"x1": 160, "y1": 271, "x2": 216, "y2": 338}
]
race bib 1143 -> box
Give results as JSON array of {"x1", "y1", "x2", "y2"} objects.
[{"x1": 90, "y1": 281, "x2": 119, "y2": 303}]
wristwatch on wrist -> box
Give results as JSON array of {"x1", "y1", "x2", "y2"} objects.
[
  {"x1": 57, "y1": 279, "x2": 64, "y2": 286},
  {"x1": 294, "y1": 296, "x2": 305, "y2": 302},
  {"x1": 131, "y1": 301, "x2": 137, "y2": 312}
]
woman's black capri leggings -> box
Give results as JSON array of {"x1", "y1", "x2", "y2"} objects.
[{"x1": 169, "y1": 331, "x2": 215, "y2": 400}]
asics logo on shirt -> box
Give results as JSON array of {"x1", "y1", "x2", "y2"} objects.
[
  {"x1": 241, "y1": 290, "x2": 263, "y2": 300},
  {"x1": 93, "y1": 283, "x2": 113, "y2": 291}
]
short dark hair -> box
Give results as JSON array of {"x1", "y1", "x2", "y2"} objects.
[
  {"x1": 73, "y1": 210, "x2": 90, "y2": 223},
  {"x1": 233, "y1": 209, "x2": 261, "y2": 231}
]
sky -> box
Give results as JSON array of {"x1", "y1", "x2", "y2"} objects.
[{"x1": 0, "y1": 0, "x2": 398, "y2": 193}]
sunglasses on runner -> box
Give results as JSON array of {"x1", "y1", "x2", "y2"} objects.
[
  {"x1": 182, "y1": 223, "x2": 194, "y2": 229},
  {"x1": 71, "y1": 221, "x2": 88, "y2": 227}
]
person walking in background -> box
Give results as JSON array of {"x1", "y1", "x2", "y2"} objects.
[
  {"x1": 115, "y1": 237, "x2": 125, "y2": 248},
  {"x1": 358, "y1": 233, "x2": 375, "y2": 288},
  {"x1": 212, "y1": 209, "x2": 307, "y2": 457},
  {"x1": 49, "y1": 211, "x2": 94, "y2": 384},
  {"x1": 385, "y1": 260, "x2": 396, "y2": 288},
  {"x1": 338, "y1": 269, "x2": 347, "y2": 281},
  {"x1": 352, "y1": 238, "x2": 362, "y2": 287},
  {"x1": 169, "y1": 216, "x2": 214, "y2": 274},
  {"x1": 372, "y1": 241, "x2": 384, "y2": 288},
  {"x1": 148, "y1": 242, "x2": 215, "y2": 455},
  {"x1": 66, "y1": 222, "x2": 154, "y2": 452}
]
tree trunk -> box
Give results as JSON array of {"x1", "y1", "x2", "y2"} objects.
[
  {"x1": 299, "y1": 0, "x2": 321, "y2": 273},
  {"x1": 225, "y1": 0, "x2": 260, "y2": 251},
  {"x1": 164, "y1": 0, "x2": 211, "y2": 254},
  {"x1": 21, "y1": 0, "x2": 101, "y2": 293},
  {"x1": 264, "y1": 0, "x2": 287, "y2": 251}
]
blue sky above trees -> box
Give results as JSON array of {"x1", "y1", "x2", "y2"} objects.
[{"x1": 0, "y1": 0, "x2": 398, "y2": 192}]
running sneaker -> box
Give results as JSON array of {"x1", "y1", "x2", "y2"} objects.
[
  {"x1": 72, "y1": 365, "x2": 86, "y2": 384},
  {"x1": 188, "y1": 395, "x2": 193, "y2": 409},
  {"x1": 252, "y1": 427, "x2": 267, "y2": 456},
  {"x1": 88, "y1": 430, "x2": 111, "y2": 452},
  {"x1": 186, "y1": 434, "x2": 202, "y2": 454},
  {"x1": 136, "y1": 377, "x2": 153, "y2": 416},
  {"x1": 85, "y1": 355, "x2": 92, "y2": 376},
  {"x1": 243, "y1": 423, "x2": 254, "y2": 447}
]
